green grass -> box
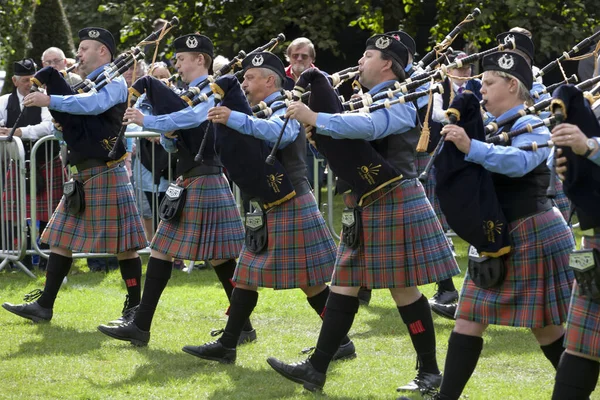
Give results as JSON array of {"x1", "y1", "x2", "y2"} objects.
[{"x1": 0, "y1": 190, "x2": 594, "y2": 399}]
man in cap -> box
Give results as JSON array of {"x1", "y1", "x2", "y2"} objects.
[
  {"x1": 180, "y1": 50, "x2": 356, "y2": 364},
  {"x1": 0, "y1": 58, "x2": 57, "y2": 271},
  {"x1": 97, "y1": 34, "x2": 252, "y2": 347},
  {"x1": 2, "y1": 28, "x2": 147, "y2": 325},
  {"x1": 267, "y1": 34, "x2": 460, "y2": 394}
]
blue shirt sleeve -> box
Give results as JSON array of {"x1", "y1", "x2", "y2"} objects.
[
  {"x1": 314, "y1": 100, "x2": 416, "y2": 140},
  {"x1": 143, "y1": 99, "x2": 210, "y2": 133},
  {"x1": 226, "y1": 101, "x2": 300, "y2": 148},
  {"x1": 590, "y1": 137, "x2": 600, "y2": 166},
  {"x1": 466, "y1": 115, "x2": 551, "y2": 177},
  {"x1": 159, "y1": 134, "x2": 178, "y2": 153},
  {"x1": 49, "y1": 76, "x2": 127, "y2": 115}
]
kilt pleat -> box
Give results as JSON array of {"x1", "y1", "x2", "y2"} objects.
[
  {"x1": 41, "y1": 164, "x2": 147, "y2": 253},
  {"x1": 564, "y1": 234, "x2": 600, "y2": 358},
  {"x1": 553, "y1": 178, "x2": 571, "y2": 222},
  {"x1": 234, "y1": 192, "x2": 336, "y2": 289},
  {"x1": 331, "y1": 179, "x2": 460, "y2": 289},
  {"x1": 150, "y1": 174, "x2": 244, "y2": 261},
  {"x1": 456, "y1": 207, "x2": 575, "y2": 328},
  {"x1": 4, "y1": 156, "x2": 64, "y2": 221}
]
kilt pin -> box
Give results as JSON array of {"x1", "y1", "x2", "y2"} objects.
[
  {"x1": 234, "y1": 191, "x2": 337, "y2": 289},
  {"x1": 456, "y1": 207, "x2": 575, "y2": 327},
  {"x1": 564, "y1": 234, "x2": 600, "y2": 357},
  {"x1": 150, "y1": 173, "x2": 245, "y2": 261},
  {"x1": 332, "y1": 179, "x2": 460, "y2": 289},
  {"x1": 41, "y1": 163, "x2": 147, "y2": 253}
]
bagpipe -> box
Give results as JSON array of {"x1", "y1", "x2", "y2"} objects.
[
  {"x1": 536, "y1": 29, "x2": 600, "y2": 79},
  {"x1": 209, "y1": 75, "x2": 296, "y2": 209},
  {"x1": 548, "y1": 85, "x2": 600, "y2": 229},
  {"x1": 285, "y1": 68, "x2": 404, "y2": 205},
  {"x1": 434, "y1": 92, "x2": 511, "y2": 258}
]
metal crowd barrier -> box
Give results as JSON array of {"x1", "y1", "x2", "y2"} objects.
[{"x1": 3, "y1": 132, "x2": 340, "y2": 277}]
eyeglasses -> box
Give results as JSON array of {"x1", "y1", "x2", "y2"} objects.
[
  {"x1": 291, "y1": 53, "x2": 311, "y2": 61},
  {"x1": 42, "y1": 58, "x2": 65, "y2": 66}
]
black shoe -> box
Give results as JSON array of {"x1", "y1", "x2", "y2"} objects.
[
  {"x1": 209, "y1": 328, "x2": 257, "y2": 346},
  {"x1": 396, "y1": 371, "x2": 442, "y2": 394},
  {"x1": 301, "y1": 340, "x2": 357, "y2": 362},
  {"x1": 429, "y1": 289, "x2": 458, "y2": 306},
  {"x1": 97, "y1": 321, "x2": 150, "y2": 346},
  {"x1": 2, "y1": 301, "x2": 52, "y2": 323},
  {"x1": 431, "y1": 302, "x2": 457, "y2": 320},
  {"x1": 108, "y1": 295, "x2": 139, "y2": 325},
  {"x1": 357, "y1": 287, "x2": 372, "y2": 306},
  {"x1": 182, "y1": 340, "x2": 236, "y2": 364},
  {"x1": 267, "y1": 357, "x2": 326, "y2": 392}
]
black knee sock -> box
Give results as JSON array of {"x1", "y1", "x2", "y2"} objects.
[
  {"x1": 398, "y1": 294, "x2": 439, "y2": 374},
  {"x1": 439, "y1": 331, "x2": 484, "y2": 400},
  {"x1": 213, "y1": 259, "x2": 253, "y2": 332},
  {"x1": 134, "y1": 257, "x2": 172, "y2": 331},
  {"x1": 119, "y1": 257, "x2": 142, "y2": 308},
  {"x1": 552, "y1": 352, "x2": 600, "y2": 400},
  {"x1": 437, "y1": 278, "x2": 456, "y2": 292},
  {"x1": 309, "y1": 292, "x2": 359, "y2": 374},
  {"x1": 37, "y1": 253, "x2": 72, "y2": 309},
  {"x1": 541, "y1": 334, "x2": 566, "y2": 370},
  {"x1": 219, "y1": 287, "x2": 259, "y2": 348},
  {"x1": 307, "y1": 286, "x2": 350, "y2": 345}
]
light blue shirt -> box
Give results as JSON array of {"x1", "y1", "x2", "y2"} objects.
[
  {"x1": 315, "y1": 80, "x2": 416, "y2": 140},
  {"x1": 49, "y1": 63, "x2": 127, "y2": 115},
  {"x1": 226, "y1": 91, "x2": 300, "y2": 148},
  {"x1": 466, "y1": 104, "x2": 550, "y2": 177},
  {"x1": 408, "y1": 66, "x2": 430, "y2": 110},
  {"x1": 530, "y1": 81, "x2": 551, "y2": 103},
  {"x1": 142, "y1": 74, "x2": 211, "y2": 133}
]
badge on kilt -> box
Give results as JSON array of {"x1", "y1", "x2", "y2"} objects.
[
  {"x1": 63, "y1": 181, "x2": 75, "y2": 196},
  {"x1": 569, "y1": 250, "x2": 596, "y2": 272}
]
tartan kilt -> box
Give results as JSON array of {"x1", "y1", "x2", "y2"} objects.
[
  {"x1": 553, "y1": 178, "x2": 571, "y2": 222},
  {"x1": 41, "y1": 163, "x2": 147, "y2": 253},
  {"x1": 331, "y1": 179, "x2": 460, "y2": 289},
  {"x1": 564, "y1": 234, "x2": 600, "y2": 358},
  {"x1": 4, "y1": 156, "x2": 64, "y2": 221},
  {"x1": 456, "y1": 207, "x2": 575, "y2": 328},
  {"x1": 234, "y1": 192, "x2": 336, "y2": 289},
  {"x1": 415, "y1": 152, "x2": 450, "y2": 231},
  {"x1": 150, "y1": 174, "x2": 244, "y2": 261}
]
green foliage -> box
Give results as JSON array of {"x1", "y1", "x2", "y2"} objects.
[
  {"x1": 431, "y1": 0, "x2": 600, "y2": 66},
  {"x1": 27, "y1": 0, "x2": 76, "y2": 67},
  {"x1": 0, "y1": 0, "x2": 36, "y2": 95}
]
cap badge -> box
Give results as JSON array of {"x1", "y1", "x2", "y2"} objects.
[
  {"x1": 498, "y1": 54, "x2": 515, "y2": 70},
  {"x1": 503, "y1": 34, "x2": 515, "y2": 45},
  {"x1": 375, "y1": 36, "x2": 391, "y2": 49},
  {"x1": 186, "y1": 36, "x2": 198, "y2": 49},
  {"x1": 252, "y1": 55, "x2": 264, "y2": 66},
  {"x1": 88, "y1": 30, "x2": 100, "y2": 39}
]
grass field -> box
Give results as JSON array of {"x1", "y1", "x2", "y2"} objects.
[{"x1": 0, "y1": 191, "x2": 596, "y2": 399}]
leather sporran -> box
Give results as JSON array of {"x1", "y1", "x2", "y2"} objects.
[
  {"x1": 467, "y1": 245, "x2": 507, "y2": 289},
  {"x1": 245, "y1": 200, "x2": 268, "y2": 253},
  {"x1": 341, "y1": 207, "x2": 361, "y2": 249},
  {"x1": 63, "y1": 179, "x2": 85, "y2": 215},
  {"x1": 159, "y1": 183, "x2": 187, "y2": 221},
  {"x1": 569, "y1": 248, "x2": 600, "y2": 304}
]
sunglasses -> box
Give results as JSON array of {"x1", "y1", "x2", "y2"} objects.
[{"x1": 291, "y1": 53, "x2": 311, "y2": 60}]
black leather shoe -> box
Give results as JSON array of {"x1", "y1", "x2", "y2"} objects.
[
  {"x1": 332, "y1": 340, "x2": 356, "y2": 361},
  {"x1": 267, "y1": 357, "x2": 326, "y2": 392},
  {"x1": 2, "y1": 301, "x2": 52, "y2": 323},
  {"x1": 396, "y1": 371, "x2": 442, "y2": 394},
  {"x1": 238, "y1": 329, "x2": 257, "y2": 345},
  {"x1": 357, "y1": 287, "x2": 372, "y2": 306},
  {"x1": 97, "y1": 321, "x2": 150, "y2": 346},
  {"x1": 182, "y1": 340, "x2": 236, "y2": 364},
  {"x1": 431, "y1": 302, "x2": 457, "y2": 320},
  {"x1": 429, "y1": 289, "x2": 459, "y2": 306}
]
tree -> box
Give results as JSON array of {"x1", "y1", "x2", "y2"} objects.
[
  {"x1": 0, "y1": 0, "x2": 36, "y2": 95},
  {"x1": 27, "y1": 0, "x2": 76, "y2": 68}
]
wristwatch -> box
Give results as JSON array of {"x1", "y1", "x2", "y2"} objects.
[{"x1": 583, "y1": 138, "x2": 598, "y2": 158}]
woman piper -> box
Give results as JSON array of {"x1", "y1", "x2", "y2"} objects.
[{"x1": 408, "y1": 51, "x2": 575, "y2": 400}]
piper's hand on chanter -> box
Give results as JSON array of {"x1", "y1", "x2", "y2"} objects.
[
  {"x1": 551, "y1": 123, "x2": 588, "y2": 155},
  {"x1": 23, "y1": 92, "x2": 50, "y2": 108},
  {"x1": 441, "y1": 124, "x2": 471, "y2": 154},
  {"x1": 555, "y1": 148, "x2": 568, "y2": 180},
  {"x1": 123, "y1": 107, "x2": 144, "y2": 126},
  {"x1": 304, "y1": 124, "x2": 317, "y2": 148},
  {"x1": 207, "y1": 106, "x2": 232, "y2": 125},
  {"x1": 285, "y1": 101, "x2": 317, "y2": 126}
]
